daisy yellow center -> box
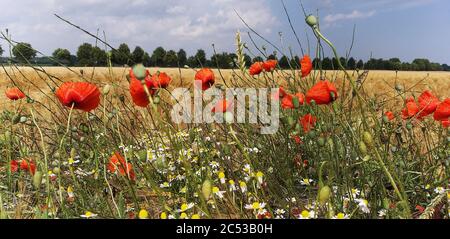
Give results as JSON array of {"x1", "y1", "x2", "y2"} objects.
[
  {"x1": 252, "y1": 202, "x2": 260, "y2": 210},
  {"x1": 181, "y1": 203, "x2": 188, "y2": 211},
  {"x1": 160, "y1": 212, "x2": 167, "y2": 219},
  {"x1": 301, "y1": 210, "x2": 310, "y2": 218},
  {"x1": 229, "y1": 180, "x2": 235, "y2": 185},
  {"x1": 337, "y1": 213, "x2": 345, "y2": 219},
  {"x1": 212, "y1": 187, "x2": 219, "y2": 193},
  {"x1": 180, "y1": 213, "x2": 187, "y2": 219},
  {"x1": 256, "y1": 171, "x2": 263, "y2": 178},
  {"x1": 191, "y1": 214, "x2": 200, "y2": 219},
  {"x1": 138, "y1": 209, "x2": 149, "y2": 219},
  {"x1": 218, "y1": 172, "x2": 225, "y2": 179}
]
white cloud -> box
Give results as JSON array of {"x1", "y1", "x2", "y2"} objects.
[
  {"x1": 324, "y1": 10, "x2": 376, "y2": 23},
  {"x1": 0, "y1": 0, "x2": 277, "y2": 55}
]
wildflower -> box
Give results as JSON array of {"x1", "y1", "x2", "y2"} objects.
[
  {"x1": 209, "y1": 161, "x2": 220, "y2": 169},
  {"x1": 298, "y1": 210, "x2": 315, "y2": 219},
  {"x1": 433, "y1": 98, "x2": 450, "y2": 121},
  {"x1": 180, "y1": 213, "x2": 188, "y2": 219},
  {"x1": 351, "y1": 188, "x2": 361, "y2": 198},
  {"x1": 249, "y1": 62, "x2": 263, "y2": 76},
  {"x1": 274, "y1": 209, "x2": 286, "y2": 219},
  {"x1": 417, "y1": 90, "x2": 440, "y2": 118},
  {"x1": 10, "y1": 159, "x2": 36, "y2": 175},
  {"x1": 5, "y1": 87, "x2": 26, "y2": 100},
  {"x1": 243, "y1": 164, "x2": 251, "y2": 174},
  {"x1": 300, "y1": 55, "x2": 313, "y2": 77},
  {"x1": 191, "y1": 214, "x2": 201, "y2": 219},
  {"x1": 300, "y1": 178, "x2": 314, "y2": 186},
  {"x1": 229, "y1": 180, "x2": 237, "y2": 191},
  {"x1": 55, "y1": 82, "x2": 101, "y2": 112},
  {"x1": 434, "y1": 187, "x2": 445, "y2": 194},
  {"x1": 256, "y1": 171, "x2": 264, "y2": 184},
  {"x1": 401, "y1": 97, "x2": 419, "y2": 119},
  {"x1": 195, "y1": 68, "x2": 215, "y2": 91},
  {"x1": 81, "y1": 211, "x2": 98, "y2": 219},
  {"x1": 212, "y1": 187, "x2": 225, "y2": 199},
  {"x1": 384, "y1": 111, "x2": 395, "y2": 121},
  {"x1": 378, "y1": 209, "x2": 387, "y2": 217},
  {"x1": 159, "y1": 182, "x2": 171, "y2": 188},
  {"x1": 442, "y1": 119, "x2": 450, "y2": 128},
  {"x1": 355, "y1": 199, "x2": 370, "y2": 214},
  {"x1": 333, "y1": 212, "x2": 349, "y2": 219},
  {"x1": 178, "y1": 203, "x2": 195, "y2": 212},
  {"x1": 262, "y1": 60, "x2": 277, "y2": 72},
  {"x1": 306, "y1": 80, "x2": 338, "y2": 105},
  {"x1": 212, "y1": 99, "x2": 233, "y2": 113},
  {"x1": 67, "y1": 186, "x2": 74, "y2": 199},
  {"x1": 299, "y1": 114, "x2": 317, "y2": 133},
  {"x1": 218, "y1": 172, "x2": 226, "y2": 184},
  {"x1": 138, "y1": 209, "x2": 149, "y2": 219},
  {"x1": 107, "y1": 152, "x2": 136, "y2": 181},
  {"x1": 160, "y1": 212, "x2": 168, "y2": 219},
  {"x1": 245, "y1": 202, "x2": 266, "y2": 211},
  {"x1": 239, "y1": 181, "x2": 247, "y2": 193},
  {"x1": 151, "y1": 72, "x2": 171, "y2": 88}
]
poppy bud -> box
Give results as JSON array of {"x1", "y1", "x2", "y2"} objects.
[
  {"x1": 362, "y1": 131, "x2": 374, "y2": 148},
  {"x1": 201, "y1": 180, "x2": 212, "y2": 200},
  {"x1": 33, "y1": 171, "x2": 43, "y2": 189},
  {"x1": 132, "y1": 64, "x2": 147, "y2": 80},
  {"x1": 318, "y1": 186, "x2": 331, "y2": 205},
  {"x1": 305, "y1": 15, "x2": 318, "y2": 27},
  {"x1": 359, "y1": 141, "x2": 368, "y2": 155}
]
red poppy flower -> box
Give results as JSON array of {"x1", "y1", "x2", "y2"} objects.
[
  {"x1": 129, "y1": 69, "x2": 156, "y2": 107},
  {"x1": 151, "y1": 72, "x2": 171, "y2": 89},
  {"x1": 5, "y1": 87, "x2": 26, "y2": 100},
  {"x1": 212, "y1": 99, "x2": 233, "y2": 113},
  {"x1": 19, "y1": 159, "x2": 36, "y2": 175},
  {"x1": 442, "y1": 119, "x2": 450, "y2": 128},
  {"x1": 306, "y1": 80, "x2": 338, "y2": 105},
  {"x1": 249, "y1": 62, "x2": 263, "y2": 76},
  {"x1": 10, "y1": 160, "x2": 19, "y2": 172},
  {"x1": 281, "y1": 93, "x2": 304, "y2": 109},
  {"x1": 292, "y1": 135, "x2": 302, "y2": 144},
  {"x1": 56, "y1": 82, "x2": 100, "y2": 112},
  {"x1": 384, "y1": 111, "x2": 395, "y2": 121},
  {"x1": 195, "y1": 68, "x2": 215, "y2": 91},
  {"x1": 401, "y1": 99, "x2": 419, "y2": 119},
  {"x1": 300, "y1": 55, "x2": 313, "y2": 77},
  {"x1": 108, "y1": 152, "x2": 136, "y2": 181},
  {"x1": 417, "y1": 91, "x2": 440, "y2": 118},
  {"x1": 299, "y1": 114, "x2": 317, "y2": 133},
  {"x1": 433, "y1": 98, "x2": 450, "y2": 121},
  {"x1": 262, "y1": 60, "x2": 277, "y2": 72}
]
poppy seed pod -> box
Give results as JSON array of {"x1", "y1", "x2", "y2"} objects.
[
  {"x1": 132, "y1": 64, "x2": 147, "y2": 80},
  {"x1": 201, "y1": 180, "x2": 212, "y2": 200},
  {"x1": 318, "y1": 186, "x2": 331, "y2": 205},
  {"x1": 33, "y1": 171, "x2": 43, "y2": 189},
  {"x1": 305, "y1": 15, "x2": 318, "y2": 27},
  {"x1": 362, "y1": 131, "x2": 374, "y2": 148}
]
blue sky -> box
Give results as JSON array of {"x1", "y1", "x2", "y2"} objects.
[{"x1": 1, "y1": 0, "x2": 449, "y2": 64}]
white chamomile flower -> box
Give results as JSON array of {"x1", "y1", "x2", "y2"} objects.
[
  {"x1": 300, "y1": 178, "x2": 314, "y2": 186},
  {"x1": 212, "y1": 187, "x2": 226, "y2": 199},
  {"x1": 434, "y1": 187, "x2": 445, "y2": 194},
  {"x1": 256, "y1": 171, "x2": 264, "y2": 184},
  {"x1": 355, "y1": 199, "x2": 370, "y2": 214},
  {"x1": 177, "y1": 203, "x2": 195, "y2": 213},
  {"x1": 81, "y1": 211, "x2": 98, "y2": 219},
  {"x1": 378, "y1": 209, "x2": 387, "y2": 217},
  {"x1": 228, "y1": 180, "x2": 237, "y2": 191},
  {"x1": 298, "y1": 210, "x2": 315, "y2": 219},
  {"x1": 239, "y1": 181, "x2": 247, "y2": 193},
  {"x1": 332, "y1": 212, "x2": 349, "y2": 219},
  {"x1": 218, "y1": 172, "x2": 226, "y2": 184}
]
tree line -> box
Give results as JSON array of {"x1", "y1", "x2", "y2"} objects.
[{"x1": 0, "y1": 42, "x2": 449, "y2": 71}]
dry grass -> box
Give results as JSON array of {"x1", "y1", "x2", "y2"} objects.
[{"x1": 1, "y1": 67, "x2": 449, "y2": 111}]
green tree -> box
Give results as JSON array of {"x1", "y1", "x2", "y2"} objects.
[
  {"x1": 0, "y1": 45, "x2": 3, "y2": 56},
  {"x1": 12, "y1": 42, "x2": 37, "y2": 63},
  {"x1": 52, "y1": 48, "x2": 72, "y2": 65},
  {"x1": 322, "y1": 57, "x2": 332, "y2": 70},
  {"x1": 243, "y1": 54, "x2": 252, "y2": 67},
  {"x1": 112, "y1": 43, "x2": 131, "y2": 66},
  {"x1": 347, "y1": 57, "x2": 356, "y2": 70},
  {"x1": 279, "y1": 56, "x2": 290, "y2": 69},
  {"x1": 187, "y1": 56, "x2": 197, "y2": 68},
  {"x1": 132, "y1": 46, "x2": 145, "y2": 63},
  {"x1": 252, "y1": 56, "x2": 263, "y2": 63},
  {"x1": 194, "y1": 49, "x2": 207, "y2": 67},
  {"x1": 143, "y1": 52, "x2": 151, "y2": 67},
  {"x1": 92, "y1": 46, "x2": 107, "y2": 66},
  {"x1": 177, "y1": 49, "x2": 187, "y2": 67},
  {"x1": 77, "y1": 43, "x2": 94, "y2": 66},
  {"x1": 164, "y1": 50, "x2": 178, "y2": 67},
  {"x1": 356, "y1": 59, "x2": 364, "y2": 69},
  {"x1": 151, "y1": 47, "x2": 166, "y2": 67}
]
